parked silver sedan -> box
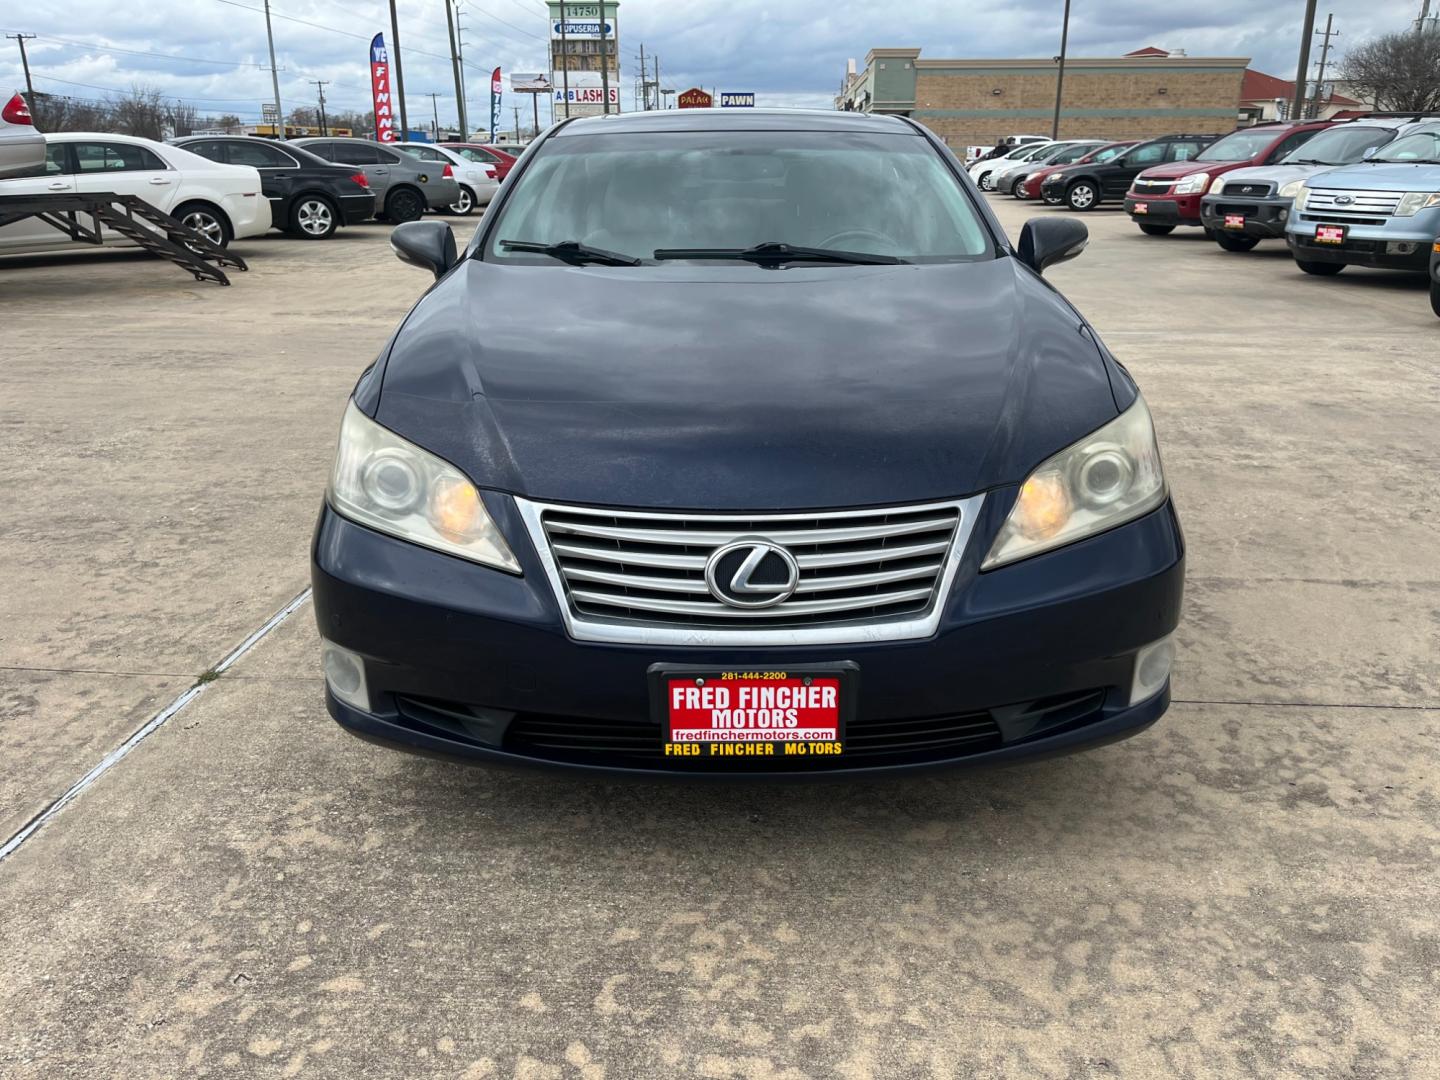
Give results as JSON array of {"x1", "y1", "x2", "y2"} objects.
[
  {"x1": 0, "y1": 90, "x2": 45, "y2": 180},
  {"x1": 292, "y1": 137, "x2": 460, "y2": 223}
]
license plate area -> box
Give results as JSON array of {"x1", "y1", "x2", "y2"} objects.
[
  {"x1": 1132, "y1": 202, "x2": 1149, "y2": 214},
  {"x1": 649, "y1": 662, "x2": 858, "y2": 765},
  {"x1": 1315, "y1": 224, "x2": 1346, "y2": 245},
  {"x1": 1224, "y1": 213, "x2": 1246, "y2": 230}
]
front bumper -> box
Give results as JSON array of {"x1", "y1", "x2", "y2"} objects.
[
  {"x1": 1124, "y1": 193, "x2": 1204, "y2": 227},
  {"x1": 1286, "y1": 220, "x2": 1435, "y2": 271},
  {"x1": 1199, "y1": 194, "x2": 1291, "y2": 238},
  {"x1": 310, "y1": 494, "x2": 1186, "y2": 777}
]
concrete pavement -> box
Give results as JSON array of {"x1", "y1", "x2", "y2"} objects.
[{"x1": 1, "y1": 198, "x2": 1437, "y2": 1078}]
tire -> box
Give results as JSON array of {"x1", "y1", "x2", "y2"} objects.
[
  {"x1": 1043, "y1": 193, "x2": 1062, "y2": 206},
  {"x1": 977, "y1": 172, "x2": 993, "y2": 192},
  {"x1": 384, "y1": 186, "x2": 425, "y2": 224},
  {"x1": 1213, "y1": 231, "x2": 1260, "y2": 252},
  {"x1": 448, "y1": 186, "x2": 475, "y2": 216},
  {"x1": 1296, "y1": 259, "x2": 1344, "y2": 276},
  {"x1": 173, "y1": 201, "x2": 231, "y2": 249},
  {"x1": 1431, "y1": 280, "x2": 1440, "y2": 318},
  {"x1": 1065, "y1": 181, "x2": 1098, "y2": 211},
  {"x1": 1139, "y1": 224, "x2": 1176, "y2": 236},
  {"x1": 287, "y1": 195, "x2": 337, "y2": 239}
]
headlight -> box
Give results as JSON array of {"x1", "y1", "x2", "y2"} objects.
[
  {"x1": 328, "y1": 401, "x2": 520, "y2": 572},
  {"x1": 1395, "y1": 191, "x2": 1440, "y2": 217},
  {"x1": 1173, "y1": 172, "x2": 1209, "y2": 195},
  {"x1": 1208, "y1": 175, "x2": 1227, "y2": 194},
  {"x1": 1277, "y1": 180, "x2": 1305, "y2": 200},
  {"x1": 983, "y1": 397, "x2": 1167, "y2": 570},
  {"x1": 1292, "y1": 185, "x2": 1311, "y2": 210}
]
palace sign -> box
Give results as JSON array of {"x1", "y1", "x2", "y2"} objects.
[{"x1": 677, "y1": 87, "x2": 713, "y2": 109}]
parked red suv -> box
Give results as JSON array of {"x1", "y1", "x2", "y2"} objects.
[
  {"x1": 449, "y1": 143, "x2": 518, "y2": 181},
  {"x1": 1124, "y1": 121, "x2": 1332, "y2": 235},
  {"x1": 1020, "y1": 141, "x2": 1136, "y2": 201}
]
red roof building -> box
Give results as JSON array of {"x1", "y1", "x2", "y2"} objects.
[{"x1": 1239, "y1": 68, "x2": 1364, "y2": 123}]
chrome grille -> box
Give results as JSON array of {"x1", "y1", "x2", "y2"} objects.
[
  {"x1": 1303, "y1": 189, "x2": 1403, "y2": 217},
  {"x1": 516, "y1": 496, "x2": 984, "y2": 645},
  {"x1": 1132, "y1": 178, "x2": 1173, "y2": 193}
]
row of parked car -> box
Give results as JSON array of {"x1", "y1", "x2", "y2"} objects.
[
  {"x1": 971, "y1": 117, "x2": 1440, "y2": 319},
  {"x1": 0, "y1": 91, "x2": 518, "y2": 253}
]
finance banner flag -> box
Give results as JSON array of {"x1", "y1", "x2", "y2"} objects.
[
  {"x1": 370, "y1": 34, "x2": 396, "y2": 142},
  {"x1": 490, "y1": 66, "x2": 502, "y2": 141}
]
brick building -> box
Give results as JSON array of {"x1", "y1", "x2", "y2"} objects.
[{"x1": 837, "y1": 46, "x2": 1250, "y2": 145}]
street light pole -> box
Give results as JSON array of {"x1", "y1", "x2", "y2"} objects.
[
  {"x1": 445, "y1": 0, "x2": 467, "y2": 138},
  {"x1": 312, "y1": 79, "x2": 329, "y2": 136},
  {"x1": 1291, "y1": 0, "x2": 1319, "y2": 122},
  {"x1": 387, "y1": 0, "x2": 409, "y2": 140},
  {"x1": 558, "y1": 1, "x2": 571, "y2": 119},
  {"x1": 1050, "y1": 0, "x2": 1071, "y2": 140}
]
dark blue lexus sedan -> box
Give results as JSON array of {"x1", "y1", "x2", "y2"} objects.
[{"x1": 311, "y1": 109, "x2": 1184, "y2": 776}]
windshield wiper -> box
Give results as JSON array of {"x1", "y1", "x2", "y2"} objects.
[
  {"x1": 653, "y1": 241, "x2": 907, "y2": 265},
  {"x1": 1286, "y1": 158, "x2": 1326, "y2": 165},
  {"x1": 500, "y1": 239, "x2": 640, "y2": 266}
]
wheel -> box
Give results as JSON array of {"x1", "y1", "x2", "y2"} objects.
[
  {"x1": 1431, "y1": 280, "x2": 1440, "y2": 318},
  {"x1": 384, "y1": 187, "x2": 425, "y2": 224},
  {"x1": 1065, "y1": 181, "x2": 1098, "y2": 211},
  {"x1": 1007, "y1": 176, "x2": 1025, "y2": 196},
  {"x1": 1213, "y1": 231, "x2": 1259, "y2": 252},
  {"x1": 287, "y1": 195, "x2": 337, "y2": 239},
  {"x1": 447, "y1": 186, "x2": 475, "y2": 216},
  {"x1": 977, "y1": 172, "x2": 993, "y2": 192},
  {"x1": 1043, "y1": 192, "x2": 1062, "y2": 206},
  {"x1": 1296, "y1": 259, "x2": 1344, "y2": 276},
  {"x1": 1139, "y1": 224, "x2": 1175, "y2": 236},
  {"x1": 174, "y1": 201, "x2": 231, "y2": 248}
]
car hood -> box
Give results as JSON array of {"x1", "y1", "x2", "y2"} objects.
[
  {"x1": 1305, "y1": 161, "x2": 1440, "y2": 190},
  {"x1": 1218, "y1": 163, "x2": 1332, "y2": 186},
  {"x1": 1139, "y1": 159, "x2": 1249, "y2": 180},
  {"x1": 373, "y1": 257, "x2": 1120, "y2": 511}
]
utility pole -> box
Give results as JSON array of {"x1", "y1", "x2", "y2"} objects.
[
  {"x1": 638, "y1": 42, "x2": 647, "y2": 109},
  {"x1": 1309, "y1": 14, "x2": 1339, "y2": 119},
  {"x1": 558, "y1": 1, "x2": 571, "y2": 119},
  {"x1": 513, "y1": 104, "x2": 521, "y2": 141},
  {"x1": 387, "y1": 0, "x2": 409, "y2": 140},
  {"x1": 654, "y1": 55, "x2": 660, "y2": 110},
  {"x1": 598, "y1": 1, "x2": 611, "y2": 115},
  {"x1": 1050, "y1": 0, "x2": 1071, "y2": 140},
  {"x1": 456, "y1": 8, "x2": 470, "y2": 133},
  {"x1": 1417, "y1": 0, "x2": 1433, "y2": 31},
  {"x1": 445, "y1": 0, "x2": 467, "y2": 138},
  {"x1": 312, "y1": 79, "x2": 329, "y2": 136},
  {"x1": 1291, "y1": 0, "x2": 1319, "y2": 123},
  {"x1": 261, "y1": 1, "x2": 285, "y2": 139},
  {"x1": 428, "y1": 91, "x2": 441, "y2": 138},
  {"x1": 5, "y1": 34, "x2": 36, "y2": 123}
]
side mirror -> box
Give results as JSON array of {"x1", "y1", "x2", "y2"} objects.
[
  {"x1": 1017, "y1": 217, "x2": 1088, "y2": 275},
  {"x1": 390, "y1": 220, "x2": 456, "y2": 280}
]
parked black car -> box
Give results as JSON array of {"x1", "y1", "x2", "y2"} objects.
[
  {"x1": 171, "y1": 136, "x2": 375, "y2": 239},
  {"x1": 1040, "y1": 133, "x2": 1218, "y2": 211}
]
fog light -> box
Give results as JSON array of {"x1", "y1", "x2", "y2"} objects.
[
  {"x1": 1130, "y1": 635, "x2": 1174, "y2": 705},
  {"x1": 1386, "y1": 241, "x2": 1417, "y2": 255},
  {"x1": 1279, "y1": 209, "x2": 1288, "y2": 221},
  {"x1": 322, "y1": 639, "x2": 369, "y2": 711}
]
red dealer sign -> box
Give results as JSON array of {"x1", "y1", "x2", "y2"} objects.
[
  {"x1": 677, "y1": 87, "x2": 713, "y2": 109},
  {"x1": 369, "y1": 34, "x2": 396, "y2": 142}
]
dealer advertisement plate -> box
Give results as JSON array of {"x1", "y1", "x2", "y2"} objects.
[
  {"x1": 1132, "y1": 202, "x2": 1149, "y2": 215},
  {"x1": 1224, "y1": 214, "x2": 1246, "y2": 230},
  {"x1": 648, "y1": 662, "x2": 858, "y2": 765},
  {"x1": 1315, "y1": 224, "x2": 1346, "y2": 245}
]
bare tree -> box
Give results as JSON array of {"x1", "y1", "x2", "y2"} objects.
[
  {"x1": 287, "y1": 106, "x2": 319, "y2": 128},
  {"x1": 30, "y1": 93, "x2": 112, "y2": 132},
  {"x1": 109, "y1": 85, "x2": 167, "y2": 139},
  {"x1": 1337, "y1": 27, "x2": 1440, "y2": 113}
]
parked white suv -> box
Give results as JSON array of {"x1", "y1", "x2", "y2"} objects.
[
  {"x1": 0, "y1": 132, "x2": 271, "y2": 252},
  {"x1": 968, "y1": 142, "x2": 1057, "y2": 191},
  {"x1": 0, "y1": 90, "x2": 44, "y2": 179}
]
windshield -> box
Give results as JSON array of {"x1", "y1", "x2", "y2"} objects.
[
  {"x1": 1196, "y1": 129, "x2": 1286, "y2": 162},
  {"x1": 1371, "y1": 129, "x2": 1440, "y2": 163},
  {"x1": 1010, "y1": 142, "x2": 1053, "y2": 161},
  {"x1": 1282, "y1": 126, "x2": 1396, "y2": 165},
  {"x1": 485, "y1": 130, "x2": 993, "y2": 264},
  {"x1": 1089, "y1": 144, "x2": 1129, "y2": 163}
]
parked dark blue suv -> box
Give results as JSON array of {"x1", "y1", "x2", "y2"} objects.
[{"x1": 311, "y1": 109, "x2": 1185, "y2": 777}]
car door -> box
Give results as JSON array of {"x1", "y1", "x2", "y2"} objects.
[
  {"x1": 0, "y1": 141, "x2": 76, "y2": 252},
  {"x1": 1106, "y1": 141, "x2": 1165, "y2": 196},
  {"x1": 70, "y1": 140, "x2": 180, "y2": 220},
  {"x1": 224, "y1": 139, "x2": 303, "y2": 212},
  {"x1": 327, "y1": 141, "x2": 390, "y2": 198}
]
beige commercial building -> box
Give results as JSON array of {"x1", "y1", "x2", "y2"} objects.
[{"x1": 837, "y1": 46, "x2": 1250, "y2": 145}]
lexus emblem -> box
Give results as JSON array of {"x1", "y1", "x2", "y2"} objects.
[
  {"x1": 1334, "y1": 195, "x2": 1354, "y2": 205},
  {"x1": 705, "y1": 539, "x2": 800, "y2": 609}
]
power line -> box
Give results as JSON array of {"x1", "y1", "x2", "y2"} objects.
[{"x1": 15, "y1": 33, "x2": 267, "y2": 68}]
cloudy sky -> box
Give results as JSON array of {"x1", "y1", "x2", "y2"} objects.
[{"x1": 1, "y1": 0, "x2": 1429, "y2": 129}]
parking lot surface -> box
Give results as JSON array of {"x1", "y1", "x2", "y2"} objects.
[{"x1": 2, "y1": 201, "x2": 1437, "y2": 1078}]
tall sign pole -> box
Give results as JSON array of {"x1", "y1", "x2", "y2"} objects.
[
  {"x1": 598, "y1": 1, "x2": 611, "y2": 115},
  {"x1": 262, "y1": 0, "x2": 285, "y2": 139},
  {"x1": 1291, "y1": 0, "x2": 1319, "y2": 123},
  {"x1": 387, "y1": 0, "x2": 409, "y2": 140},
  {"x1": 5, "y1": 34, "x2": 37, "y2": 123},
  {"x1": 558, "y1": 1, "x2": 571, "y2": 119},
  {"x1": 445, "y1": 0, "x2": 467, "y2": 137},
  {"x1": 1309, "y1": 13, "x2": 1339, "y2": 119},
  {"x1": 1050, "y1": 0, "x2": 1071, "y2": 140}
]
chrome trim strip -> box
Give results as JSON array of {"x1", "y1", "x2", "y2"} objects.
[
  {"x1": 569, "y1": 585, "x2": 936, "y2": 618},
  {"x1": 513, "y1": 495, "x2": 986, "y2": 647},
  {"x1": 543, "y1": 514, "x2": 958, "y2": 547}
]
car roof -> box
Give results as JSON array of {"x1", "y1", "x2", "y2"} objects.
[{"x1": 552, "y1": 108, "x2": 916, "y2": 137}]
